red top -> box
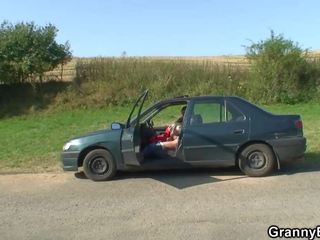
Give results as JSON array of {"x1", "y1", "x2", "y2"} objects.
[{"x1": 149, "y1": 126, "x2": 171, "y2": 143}]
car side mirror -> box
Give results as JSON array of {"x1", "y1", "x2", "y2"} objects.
[{"x1": 111, "y1": 122, "x2": 123, "y2": 130}]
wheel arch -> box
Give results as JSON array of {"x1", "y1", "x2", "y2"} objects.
[
  {"x1": 236, "y1": 140, "x2": 280, "y2": 170},
  {"x1": 78, "y1": 145, "x2": 114, "y2": 168}
]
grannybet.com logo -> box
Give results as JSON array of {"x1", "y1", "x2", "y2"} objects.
[{"x1": 268, "y1": 225, "x2": 320, "y2": 240}]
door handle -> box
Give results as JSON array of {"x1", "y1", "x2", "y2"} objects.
[{"x1": 233, "y1": 129, "x2": 245, "y2": 134}]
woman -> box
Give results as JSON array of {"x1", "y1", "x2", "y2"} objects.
[{"x1": 143, "y1": 123, "x2": 182, "y2": 159}]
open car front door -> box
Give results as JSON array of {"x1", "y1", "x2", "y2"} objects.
[{"x1": 121, "y1": 90, "x2": 148, "y2": 166}]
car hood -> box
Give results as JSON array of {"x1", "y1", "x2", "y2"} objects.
[
  {"x1": 65, "y1": 128, "x2": 122, "y2": 151},
  {"x1": 72, "y1": 129, "x2": 112, "y2": 140}
]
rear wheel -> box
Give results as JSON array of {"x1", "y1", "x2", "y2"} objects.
[
  {"x1": 238, "y1": 144, "x2": 275, "y2": 177},
  {"x1": 83, "y1": 149, "x2": 116, "y2": 181}
]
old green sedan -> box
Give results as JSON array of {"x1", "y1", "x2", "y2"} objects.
[{"x1": 61, "y1": 90, "x2": 306, "y2": 181}]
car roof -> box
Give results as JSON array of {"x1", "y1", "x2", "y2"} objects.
[{"x1": 157, "y1": 95, "x2": 244, "y2": 104}]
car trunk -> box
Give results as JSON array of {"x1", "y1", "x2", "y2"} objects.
[{"x1": 272, "y1": 114, "x2": 303, "y2": 138}]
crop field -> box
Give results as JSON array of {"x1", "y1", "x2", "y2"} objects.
[
  {"x1": 44, "y1": 51, "x2": 320, "y2": 82},
  {"x1": 43, "y1": 55, "x2": 249, "y2": 82}
]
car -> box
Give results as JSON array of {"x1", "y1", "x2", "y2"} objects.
[{"x1": 61, "y1": 90, "x2": 306, "y2": 181}]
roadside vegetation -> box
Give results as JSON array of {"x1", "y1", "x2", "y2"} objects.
[
  {"x1": 0, "y1": 21, "x2": 71, "y2": 85},
  {"x1": 0, "y1": 25, "x2": 319, "y2": 172},
  {"x1": 0, "y1": 106, "x2": 129, "y2": 172},
  {"x1": 246, "y1": 31, "x2": 320, "y2": 103}
]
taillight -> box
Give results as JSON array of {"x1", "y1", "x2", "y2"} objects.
[{"x1": 295, "y1": 120, "x2": 303, "y2": 129}]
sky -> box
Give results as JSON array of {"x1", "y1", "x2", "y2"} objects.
[{"x1": 1, "y1": 0, "x2": 320, "y2": 57}]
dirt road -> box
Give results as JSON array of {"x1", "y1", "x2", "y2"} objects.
[{"x1": 1, "y1": 164, "x2": 320, "y2": 240}]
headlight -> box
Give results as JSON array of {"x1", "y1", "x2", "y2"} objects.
[{"x1": 62, "y1": 139, "x2": 80, "y2": 151}]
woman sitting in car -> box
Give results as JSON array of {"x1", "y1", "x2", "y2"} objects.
[{"x1": 143, "y1": 123, "x2": 182, "y2": 159}]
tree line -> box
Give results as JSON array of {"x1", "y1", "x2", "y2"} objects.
[{"x1": 0, "y1": 21, "x2": 319, "y2": 104}]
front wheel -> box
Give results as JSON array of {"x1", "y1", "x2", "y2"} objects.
[
  {"x1": 83, "y1": 149, "x2": 116, "y2": 181},
  {"x1": 238, "y1": 144, "x2": 276, "y2": 177}
]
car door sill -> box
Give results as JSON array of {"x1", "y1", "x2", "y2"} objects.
[{"x1": 123, "y1": 158, "x2": 235, "y2": 171}]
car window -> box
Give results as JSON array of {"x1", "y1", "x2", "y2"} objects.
[
  {"x1": 151, "y1": 104, "x2": 186, "y2": 127},
  {"x1": 191, "y1": 101, "x2": 225, "y2": 125},
  {"x1": 190, "y1": 100, "x2": 246, "y2": 126},
  {"x1": 226, "y1": 102, "x2": 246, "y2": 122}
]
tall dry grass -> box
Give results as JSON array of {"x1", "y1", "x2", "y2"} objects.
[{"x1": 67, "y1": 57, "x2": 250, "y2": 106}]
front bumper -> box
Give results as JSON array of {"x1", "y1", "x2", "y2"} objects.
[
  {"x1": 267, "y1": 137, "x2": 307, "y2": 163},
  {"x1": 61, "y1": 151, "x2": 80, "y2": 171}
]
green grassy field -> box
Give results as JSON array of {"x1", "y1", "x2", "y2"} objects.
[
  {"x1": 0, "y1": 103, "x2": 319, "y2": 173},
  {"x1": 0, "y1": 106, "x2": 131, "y2": 172}
]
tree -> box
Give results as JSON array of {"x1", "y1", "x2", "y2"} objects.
[
  {"x1": 245, "y1": 31, "x2": 317, "y2": 103},
  {"x1": 0, "y1": 21, "x2": 72, "y2": 84}
]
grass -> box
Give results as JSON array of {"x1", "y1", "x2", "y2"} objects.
[
  {"x1": 0, "y1": 106, "x2": 131, "y2": 172},
  {"x1": 264, "y1": 103, "x2": 320, "y2": 163},
  {"x1": 44, "y1": 52, "x2": 320, "y2": 83},
  {"x1": 72, "y1": 57, "x2": 250, "y2": 106},
  {"x1": 0, "y1": 103, "x2": 319, "y2": 173}
]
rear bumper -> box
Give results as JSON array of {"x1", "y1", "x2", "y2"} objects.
[
  {"x1": 267, "y1": 137, "x2": 307, "y2": 163},
  {"x1": 61, "y1": 151, "x2": 80, "y2": 171}
]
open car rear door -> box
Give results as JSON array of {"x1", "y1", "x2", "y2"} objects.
[{"x1": 121, "y1": 90, "x2": 148, "y2": 166}]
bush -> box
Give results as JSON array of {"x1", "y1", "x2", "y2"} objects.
[{"x1": 245, "y1": 31, "x2": 319, "y2": 103}]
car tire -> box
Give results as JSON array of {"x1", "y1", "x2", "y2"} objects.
[
  {"x1": 83, "y1": 149, "x2": 116, "y2": 181},
  {"x1": 238, "y1": 143, "x2": 276, "y2": 177}
]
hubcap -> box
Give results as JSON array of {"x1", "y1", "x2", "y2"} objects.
[
  {"x1": 247, "y1": 151, "x2": 266, "y2": 169},
  {"x1": 90, "y1": 157, "x2": 108, "y2": 174}
]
